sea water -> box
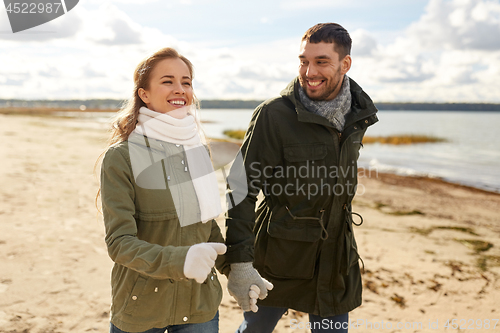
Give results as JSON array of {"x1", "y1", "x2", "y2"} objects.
[
  {"x1": 200, "y1": 109, "x2": 500, "y2": 193},
  {"x1": 61, "y1": 109, "x2": 500, "y2": 193}
]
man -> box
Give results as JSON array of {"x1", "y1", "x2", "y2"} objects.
[{"x1": 225, "y1": 23, "x2": 378, "y2": 332}]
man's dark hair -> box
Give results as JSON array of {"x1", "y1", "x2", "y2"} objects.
[{"x1": 302, "y1": 23, "x2": 352, "y2": 59}]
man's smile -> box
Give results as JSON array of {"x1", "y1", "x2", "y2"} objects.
[{"x1": 307, "y1": 79, "x2": 325, "y2": 88}]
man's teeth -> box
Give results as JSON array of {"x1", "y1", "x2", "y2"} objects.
[
  {"x1": 308, "y1": 81, "x2": 322, "y2": 87},
  {"x1": 170, "y1": 100, "x2": 185, "y2": 105}
]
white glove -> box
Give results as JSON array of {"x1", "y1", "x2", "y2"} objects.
[{"x1": 183, "y1": 243, "x2": 226, "y2": 283}]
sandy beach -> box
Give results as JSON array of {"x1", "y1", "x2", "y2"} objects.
[{"x1": 1, "y1": 113, "x2": 499, "y2": 333}]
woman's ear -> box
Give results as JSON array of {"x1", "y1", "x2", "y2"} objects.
[
  {"x1": 341, "y1": 55, "x2": 352, "y2": 74},
  {"x1": 138, "y1": 88, "x2": 150, "y2": 104}
]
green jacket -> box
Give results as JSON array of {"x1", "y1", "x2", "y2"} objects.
[
  {"x1": 225, "y1": 77, "x2": 378, "y2": 316},
  {"x1": 100, "y1": 133, "x2": 226, "y2": 332}
]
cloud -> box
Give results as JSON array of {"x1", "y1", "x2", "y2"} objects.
[
  {"x1": 378, "y1": 71, "x2": 434, "y2": 84},
  {"x1": 83, "y1": 66, "x2": 106, "y2": 78},
  {"x1": 235, "y1": 65, "x2": 294, "y2": 81},
  {"x1": 86, "y1": 0, "x2": 159, "y2": 3},
  {"x1": 81, "y1": 5, "x2": 143, "y2": 45},
  {"x1": 350, "y1": 29, "x2": 378, "y2": 57},
  {"x1": 0, "y1": 5, "x2": 159, "y2": 99},
  {"x1": 0, "y1": 3, "x2": 262, "y2": 100},
  {"x1": 280, "y1": 0, "x2": 348, "y2": 10},
  {"x1": 96, "y1": 16, "x2": 142, "y2": 45},
  {"x1": 1, "y1": 0, "x2": 500, "y2": 102},
  {"x1": 187, "y1": 38, "x2": 299, "y2": 99},
  {"x1": 0, "y1": 7, "x2": 82, "y2": 41},
  {"x1": 408, "y1": 0, "x2": 500, "y2": 51},
  {"x1": 346, "y1": 0, "x2": 500, "y2": 102},
  {"x1": 223, "y1": 81, "x2": 255, "y2": 94},
  {"x1": 38, "y1": 67, "x2": 63, "y2": 78}
]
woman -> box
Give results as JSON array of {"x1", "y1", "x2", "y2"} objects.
[{"x1": 99, "y1": 47, "x2": 228, "y2": 333}]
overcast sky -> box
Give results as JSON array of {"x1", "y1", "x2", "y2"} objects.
[{"x1": 1, "y1": 0, "x2": 500, "y2": 102}]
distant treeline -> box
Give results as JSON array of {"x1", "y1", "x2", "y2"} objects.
[
  {"x1": 1, "y1": 99, "x2": 500, "y2": 111},
  {"x1": 0, "y1": 99, "x2": 125, "y2": 110},
  {"x1": 374, "y1": 102, "x2": 500, "y2": 112},
  {"x1": 200, "y1": 100, "x2": 263, "y2": 109},
  {"x1": 205, "y1": 101, "x2": 500, "y2": 111}
]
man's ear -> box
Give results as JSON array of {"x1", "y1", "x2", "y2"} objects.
[
  {"x1": 138, "y1": 88, "x2": 150, "y2": 104},
  {"x1": 341, "y1": 55, "x2": 352, "y2": 74}
]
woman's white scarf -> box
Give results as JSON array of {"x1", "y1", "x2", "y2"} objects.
[{"x1": 134, "y1": 106, "x2": 222, "y2": 224}]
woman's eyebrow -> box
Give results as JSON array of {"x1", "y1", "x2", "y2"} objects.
[{"x1": 159, "y1": 75, "x2": 192, "y2": 80}]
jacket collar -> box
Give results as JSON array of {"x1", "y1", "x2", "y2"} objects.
[{"x1": 280, "y1": 76, "x2": 378, "y2": 130}]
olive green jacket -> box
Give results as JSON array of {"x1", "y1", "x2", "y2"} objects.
[
  {"x1": 225, "y1": 77, "x2": 378, "y2": 316},
  {"x1": 100, "y1": 134, "x2": 226, "y2": 332}
]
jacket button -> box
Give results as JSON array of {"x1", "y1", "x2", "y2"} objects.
[
  {"x1": 181, "y1": 160, "x2": 185, "y2": 165},
  {"x1": 154, "y1": 287, "x2": 158, "y2": 292},
  {"x1": 354, "y1": 126, "x2": 358, "y2": 130},
  {"x1": 365, "y1": 120, "x2": 369, "y2": 123},
  {"x1": 176, "y1": 144, "x2": 180, "y2": 147},
  {"x1": 183, "y1": 316, "x2": 188, "y2": 322},
  {"x1": 184, "y1": 167, "x2": 188, "y2": 172},
  {"x1": 211, "y1": 276, "x2": 214, "y2": 280},
  {"x1": 132, "y1": 296, "x2": 137, "y2": 301}
]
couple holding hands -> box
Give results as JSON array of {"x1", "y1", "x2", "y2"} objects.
[{"x1": 99, "y1": 23, "x2": 378, "y2": 333}]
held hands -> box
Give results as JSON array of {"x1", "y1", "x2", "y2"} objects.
[
  {"x1": 248, "y1": 284, "x2": 266, "y2": 312},
  {"x1": 183, "y1": 243, "x2": 227, "y2": 283},
  {"x1": 227, "y1": 262, "x2": 274, "y2": 312}
]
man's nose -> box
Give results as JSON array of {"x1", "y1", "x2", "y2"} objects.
[{"x1": 305, "y1": 64, "x2": 318, "y2": 78}]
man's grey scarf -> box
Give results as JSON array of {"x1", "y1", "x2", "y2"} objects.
[{"x1": 299, "y1": 75, "x2": 352, "y2": 132}]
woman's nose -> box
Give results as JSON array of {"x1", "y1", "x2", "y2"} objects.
[{"x1": 173, "y1": 82, "x2": 185, "y2": 94}]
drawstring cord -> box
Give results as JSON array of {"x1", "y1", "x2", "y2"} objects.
[
  {"x1": 286, "y1": 206, "x2": 328, "y2": 240},
  {"x1": 343, "y1": 204, "x2": 365, "y2": 274},
  {"x1": 351, "y1": 212, "x2": 363, "y2": 226},
  {"x1": 344, "y1": 203, "x2": 363, "y2": 227}
]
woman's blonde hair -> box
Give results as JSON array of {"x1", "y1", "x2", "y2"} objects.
[{"x1": 95, "y1": 47, "x2": 203, "y2": 212}]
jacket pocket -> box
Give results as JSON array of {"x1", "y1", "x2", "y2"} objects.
[
  {"x1": 263, "y1": 210, "x2": 324, "y2": 279},
  {"x1": 282, "y1": 143, "x2": 329, "y2": 200},
  {"x1": 135, "y1": 211, "x2": 178, "y2": 222},
  {"x1": 134, "y1": 211, "x2": 181, "y2": 246},
  {"x1": 123, "y1": 275, "x2": 148, "y2": 315},
  {"x1": 284, "y1": 143, "x2": 327, "y2": 162},
  {"x1": 193, "y1": 268, "x2": 222, "y2": 314}
]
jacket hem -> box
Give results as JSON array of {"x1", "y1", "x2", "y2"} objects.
[
  {"x1": 111, "y1": 309, "x2": 218, "y2": 333},
  {"x1": 258, "y1": 295, "x2": 362, "y2": 317}
]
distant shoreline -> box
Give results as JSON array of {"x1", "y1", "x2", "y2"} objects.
[{"x1": 1, "y1": 99, "x2": 500, "y2": 111}]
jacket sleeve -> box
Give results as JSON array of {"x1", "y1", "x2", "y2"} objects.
[
  {"x1": 225, "y1": 104, "x2": 282, "y2": 263},
  {"x1": 100, "y1": 146, "x2": 189, "y2": 280}
]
